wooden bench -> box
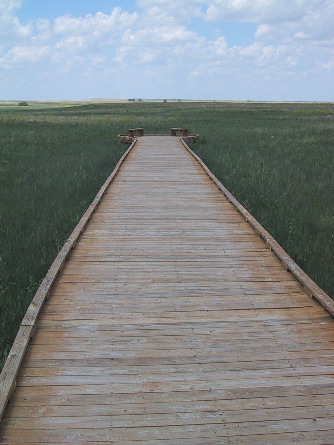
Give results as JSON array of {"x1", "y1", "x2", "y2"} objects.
[
  {"x1": 171, "y1": 128, "x2": 189, "y2": 137},
  {"x1": 118, "y1": 128, "x2": 144, "y2": 143},
  {"x1": 128, "y1": 128, "x2": 144, "y2": 137}
]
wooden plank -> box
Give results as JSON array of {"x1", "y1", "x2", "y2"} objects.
[
  {"x1": 15, "y1": 367, "x2": 334, "y2": 387},
  {"x1": 3, "y1": 405, "x2": 334, "y2": 430},
  {"x1": 8, "y1": 383, "x2": 334, "y2": 408},
  {"x1": 5, "y1": 393, "x2": 334, "y2": 416},
  {"x1": 1, "y1": 419, "x2": 334, "y2": 443},
  {"x1": 20, "y1": 347, "x2": 334, "y2": 366},
  {"x1": 1, "y1": 435, "x2": 334, "y2": 445},
  {"x1": 18, "y1": 359, "x2": 334, "y2": 377}
]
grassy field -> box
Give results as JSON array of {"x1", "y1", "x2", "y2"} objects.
[{"x1": 0, "y1": 101, "x2": 333, "y2": 369}]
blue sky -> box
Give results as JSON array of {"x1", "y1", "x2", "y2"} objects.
[
  {"x1": 17, "y1": 1, "x2": 137, "y2": 21},
  {"x1": 1, "y1": 0, "x2": 334, "y2": 101}
]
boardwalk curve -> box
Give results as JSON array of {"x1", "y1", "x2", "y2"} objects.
[{"x1": 1, "y1": 135, "x2": 333, "y2": 443}]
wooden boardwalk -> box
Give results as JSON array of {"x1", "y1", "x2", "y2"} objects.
[{"x1": 1, "y1": 135, "x2": 334, "y2": 444}]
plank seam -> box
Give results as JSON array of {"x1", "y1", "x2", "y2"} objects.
[
  {"x1": 0, "y1": 139, "x2": 138, "y2": 422},
  {"x1": 180, "y1": 138, "x2": 334, "y2": 317}
]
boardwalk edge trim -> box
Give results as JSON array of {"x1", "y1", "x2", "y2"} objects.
[
  {"x1": 0, "y1": 139, "x2": 137, "y2": 422},
  {"x1": 181, "y1": 138, "x2": 334, "y2": 317}
]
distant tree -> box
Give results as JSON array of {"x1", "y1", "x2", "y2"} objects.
[{"x1": 18, "y1": 101, "x2": 28, "y2": 106}]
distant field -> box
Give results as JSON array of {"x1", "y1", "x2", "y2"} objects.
[{"x1": 0, "y1": 101, "x2": 333, "y2": 369}]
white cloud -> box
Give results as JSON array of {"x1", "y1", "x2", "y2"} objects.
[
  {"x1": 213, "y1": 36, "x2": 228, "y2": 55},
  {"x1": 54, "y1": 8, "x2": 137, "y2": 35},
  {"x1": 122, "y1": 25, "x2": 197, "y2": 46},
  {"x1": 253, "y1": 1, "x2": 334, "y2": 44},
  {"x1": 33, "y1": 19, "x2": 52, "y2": 41},
  {"x1": 0, "y1": 7, "x2": 138, "y2": 67},
  {"x1": 0, "y1": 0, "x2": 333, "y2": 100},
  {"x1": 55, "y1": 36, "x2": 93, "y2": 53},
  {"x1": 322, "y1": 60, "x2": 333, "y2": 70},
  {"x1": 0, "y1": 0, "x2": 30, "y2": 41},
  {"x1": 137, "y1": 0, "x2": 204, "y2": 23},
  {"x1": 115, "y1": 21, "x2": 202, "y2": 65},
  {"x1": 0, "y1": 0, "x2": 23, "y2": 13},
  {"x1": 6, "y1": 45, "x2": 50, "y2": 63},
  {"x1": 255, "y1": 24, "x2": 270, "y2": 39},
  {"x1": 294, "y1": 31, "x2": 309, "y2": 39},
  {"x1": 204, "y1": 0, "x2": 307, "y2": 24}
]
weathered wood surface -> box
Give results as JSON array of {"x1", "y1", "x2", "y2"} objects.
[{"x1": 1, "y1": 136, "x2": 333, "y2": 443}]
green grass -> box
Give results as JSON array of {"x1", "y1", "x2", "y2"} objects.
[{"x1": 0, "y1": 101, "x2": 333, "y2": 370}]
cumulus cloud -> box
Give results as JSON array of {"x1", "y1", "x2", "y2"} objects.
[
  {"x1": 115, "y1": 25, "x2": 200, "y2": 65},
  {"x1": 0, "y1": 0, "x2": 30, "y2": 41},
  {"x1": 0, "y1": 0, "x2": 333, "y2": 100},
  {"x1": 204, "y1": 0, "x2": 311, "y2": 23},
  {"x1": 54, "y1": 8, "x2": 137, "y2": 35},
  {"x1": 32, "y1": 19, "x2": 52, "y2": 42},
  {"x1": 122, "y1": 25, "x2": 197, "y2": 46},
  {"x1": 55, "y1": 36, "x2": 94, "y2": 54},
  {"x1": 254, "y1": 0, "x2": 334, "y2": 44},
  {"x1": 0, "y1": 7, "x2": 138, "y2": 67},
  {"x1": 8, "y1": 44, "x2": 50, "y2": 62},
  {"x1": 137, "y1": 0, "x2": 203, "y2": 23},
  {"x1": 213, "y1": 36, "x2": 228, "y2": 55},
  {"x1": 1, "y1": 0, "x2": 23, "y2": 14}
]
